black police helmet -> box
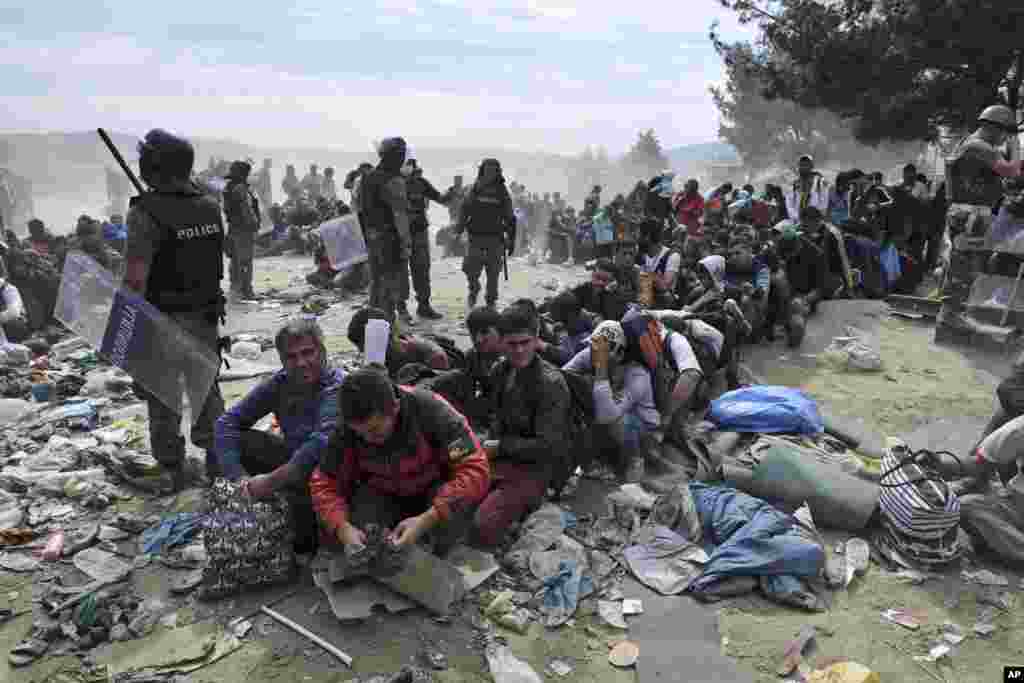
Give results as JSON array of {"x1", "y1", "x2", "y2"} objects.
[{"x1": 138, "y1": 129, "x2": 195, "y2": 185}]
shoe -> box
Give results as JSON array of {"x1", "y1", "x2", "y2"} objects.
[
  {"x1": 786, "y1": 314, "x2": 806, "y2": 348},
  {"x1": 723, "y1": 298, "x2": 752, "y2": 337},
  {"x1": 397, "y1": 303, "x2": 414, "y2": 325},
  {"x1": 625, "y1": 456, "x2": 645, "y2": 484},
  {"x1": 417, "y1": 303, "x2": 443, "y2": 320}
]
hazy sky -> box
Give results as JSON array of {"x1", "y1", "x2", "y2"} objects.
[{"x1": 0, "y1": 1, "x2": 753, "y2": 155}]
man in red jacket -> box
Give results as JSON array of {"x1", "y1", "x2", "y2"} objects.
[
  {"x1": 673, "y1": 179, "x2": 705, "y2": 236},
  {"x1": 309, "y1": 368, "x2": 490, "y2": 560}
]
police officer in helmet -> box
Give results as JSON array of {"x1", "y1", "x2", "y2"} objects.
[
  {"x1": 455, "y1": 158, "x2": 515, "y2": 311},
  {"x1": 360, "y1": 136, "x2": 412, "y2": 325},
  {"x1": 124, "y1": 128, "x2": 227, "y2": 491}
]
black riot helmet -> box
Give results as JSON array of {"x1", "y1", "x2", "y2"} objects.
[
  {"x1": 137, "y1": 129, "x2": 195, "y2": 188},
  {"x1": 377, "y1": 137, "x2": 407, "y2": 171}
]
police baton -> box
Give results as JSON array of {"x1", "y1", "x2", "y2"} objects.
[
  {"x1": 502, "y1": 235, "x2": 510, "y2": 281},
  {"x1": 97, "y1": 128, "x2": 144, "y2": 195}
]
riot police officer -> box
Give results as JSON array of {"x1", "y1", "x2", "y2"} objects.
[
  {"x1": 223, "y1": 160, "x2": 260, "y2": 299},
  {"x1": 455, "y1": 158, "x2": 515, "y2": 311},
  {"x1": 938, "y1": 104, "x2": 1023, "y2": 337},
  {"x1": 359, "y1": 137, "x2": 411, "y2": 324},
  {"x1": 123, "y1": 129, "x2": 226, "y2": 491},
  {"x1": 401, "y1": 157, "x2": 446, "y2": 320}
]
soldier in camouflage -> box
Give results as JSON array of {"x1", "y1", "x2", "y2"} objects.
[
  {"x1": 223, "y1": 160, "x2": 261, "y2": 299},
  {"x1": 937, "y1": 105, "x2": 1023, "y2": 338},
  {"x1": 400, "y1": 157, "x2": 448, "y2": 320},
  {"x1": 360, "y1": 137, "x2": 412, "y2": 325}
]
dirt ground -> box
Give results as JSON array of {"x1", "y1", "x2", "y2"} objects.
[{"x1": 2, "y1": 249, "x2": 1021, "y2": 683}]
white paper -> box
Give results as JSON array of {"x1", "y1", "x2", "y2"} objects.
[{"x1": 365, "y1": 318, "x2": 391, "y2": 366}]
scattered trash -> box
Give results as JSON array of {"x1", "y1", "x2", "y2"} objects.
[
  {"x1": 892, "y1": 569, "x2": 931, "y2": 585},
  {"x1": 821, "y1": 329, "x2": 882, "y2": 372},
  {"x1": 597, "y1": 600, "x2": 627, "y2": 629},
  {"x1": 72, "y1": 547, "x2": 132, "y2": 584},
  {"x1": 608, "y1": 483, "x2": 658, "y2": 512},
  {"x1": 232, "y1": 619, "x2": 252, "y2": 639},
  {"x1": 608, "y1": 640, "x2": 639, "y2": 668},
  {"x1": 141, "y1": 512, "x2": 203, "y2": 555},
  {"x1": 807, "y1": 661, "x2": 879, "y2": 683},
  {"x1": 942, "y1": 627, "x2": 965, "y2": 646},
  {"x1": 961, "y1": 569, "x2": 1009, "y2": 587},
  {"x1": 260, "y1": 605, "x2": 352, "y2": 667},
  {"x1": 0, "y1": 528, "x2": 35, "y2": 546},
  {"x1": 777, "y1": 625, "x2": 817, "y2": 677},
  {"x1": 977, "y1": 587, "x2": 1014, "y2": 611},
  {"x1": 913, "y1": 644, "x2": 950, "y2": 663},
  {"x1": 973, "y1": 622, "x2": 996, "y2": 637},
  {"x1": 844, "y1": 538, "x2": 870, "y2": 587},
  {"x1": 0, "y1": 552, "x2": 39, "y2": 572},
  {"x1": 229, "y1": 341, "x2": 262, "y2": 361},
  {"x1": 486, "y1": 645, "x2": 542, "y2": 683},
  {"x1": 421, "y1": 645, "x2": 447, "y2": 670},
  {"x1": 622, "y1": 599, "x2": 643, "y2": 615},
  {"x1": 546, "y1": 658, "x2": 574, "y2": 677},
  {"x1": 881, "y1": 608, "x2": 921, "y2": 630}
]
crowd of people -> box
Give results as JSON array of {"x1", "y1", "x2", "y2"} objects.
[{"x1": 4, "y1": 107, "x2": 1024, "y2": 575}]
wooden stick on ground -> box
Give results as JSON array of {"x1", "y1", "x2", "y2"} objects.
[{"x1": 260, "y1": 605, "x2": 353, "y2": 668}]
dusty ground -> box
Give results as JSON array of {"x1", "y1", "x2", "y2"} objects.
[{"x1": 2, "y1": 248, "x2": 1021, "y2": 683}]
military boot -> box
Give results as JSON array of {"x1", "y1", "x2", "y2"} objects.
[
  {"x1": 417, "y1": 302, "x2": 443, "y2": 320},
  {"x1": 396, "y1": 302, "x2": 414, "y2": 326},
  {"x1": 786, "y1": 313, "x2": 806, "y2": 348}
]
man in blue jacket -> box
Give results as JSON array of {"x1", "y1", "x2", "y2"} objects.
[{"x1": 214, "y1": 318, "x2": 345, "y2": 553}]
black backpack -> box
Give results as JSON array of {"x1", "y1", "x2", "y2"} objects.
[
  {"x1": 424, "y1": 334, "x2": 467, "y2": 370},
  {"x1": 560, "y1": 368, "x2": 595, "y2": 434}
]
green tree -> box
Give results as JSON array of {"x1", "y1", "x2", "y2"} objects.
[
  {"x1": 623, "y1": 129, "x2": 669, "y2": 178},
  {"x1": 714, "y1": 0, "x2": 1024, "y2": 144}
]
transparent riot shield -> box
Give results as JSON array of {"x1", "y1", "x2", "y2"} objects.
[
  {"x1": 316, "y1": 214, "x2": 368, "y2": 270},
  {"x1": 55, "y1": 251, "x2": 220, "y2": 416}
]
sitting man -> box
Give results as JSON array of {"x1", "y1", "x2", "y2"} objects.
[
  {"x1": 942, "y1": 366, "x2": 1024, "y2": 565},
  {"x1": 480, "y1": 303, "x2": 573, "y2": 546},
  {"x1": 769, "y1": 221, "x2": 828, "y2": 347},
  {"x1": 0, "y1": 256, "x2": 30, "y2": 343},
  {"x1": 347, "y1": 307, "x2": 453, "y2": 378},
  {"x1": 213, "y1": 319, "x2": 345, "y2": 554},
  {"x1": 723, "y1": 240, "x2": 771, "y2": 342},
  {"x1": 637, "y1": 224, "x2": 681, "y2": 308},
  {"x1": 538, "y1": 290, "x2": 596, "y2": 365},
  {"x1": 25, "y1": 219, "x2": 58, "y2": 258},
  {"x1": 424, "y1": 306, "x2": 504, "y2": 431},
  {"x1": 589, "y1": 321, "x2": 662, "y2": 481},
  {"x1": 309, "y1": 367, "x2": 491, "y2": 558},
  {"x1": 569, "y1": 258, "x2": 631, "y2": 323}
]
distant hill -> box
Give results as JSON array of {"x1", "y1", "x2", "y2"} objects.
[
  {"x1": 665, "y1": 142, "x2": 740, "y2": 169},
  {"x1": 0, "y1": 130, "x2": 581, "y2": 230}
]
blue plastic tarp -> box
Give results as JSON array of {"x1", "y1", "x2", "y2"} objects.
[
  {"x1": 687, "y1": 483, "x2": 824, "y2": 597},
  {"x1": 708, "y1": 385, "x2": 824, "y2": 435}
]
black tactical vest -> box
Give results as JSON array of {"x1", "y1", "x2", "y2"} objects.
[
  {"x1": 133, "y1": 190, "x2": 225, "y2": 312},
  {"x1": 407, "y1": 175, "x2": 427, "y2": 223},
  {"x1": 947, "y1": 137, "x2": 1005, "y2": 206},
  {"x1": 462, "y1": 183, "x2": 509, "y2": 237},
  {"x1": 360, "y1": 167, "x2": 401, "y2": 238}
]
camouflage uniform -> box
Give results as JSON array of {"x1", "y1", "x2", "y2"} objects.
[
  {"x1": 361, "y1": 165, "x2": 411, "y2": 321},
  {"x1": 223, "y1": 176, "x2": 261, "y2": 297},
  {"x1": 937, "y1": 132, "x2": 1010, "y2": 338}
]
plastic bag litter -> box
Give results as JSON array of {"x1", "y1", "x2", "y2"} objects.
[
  {"x1": 486, "y1": 645, "x2": 543, "y2": 683},
  {"x1": 821, "y1": 327, "x2": 882, "y2": 372},
  {"x1": 623, "y1": 525, "x2": 708, "y2": 595},
  {"x1": 229, "y1": 341, "x2": 261, "y2": 361},
  {"x1": 709, "y1": 386, "x2": 824, "y2": 435}
]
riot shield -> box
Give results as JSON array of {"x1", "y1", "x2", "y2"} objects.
[
  {"x1": 316, "y1": 214, "x2": 368, "y2": 270},
  {"x1": 55, "y1": 251, "x2": 220, "y2": 416}
]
